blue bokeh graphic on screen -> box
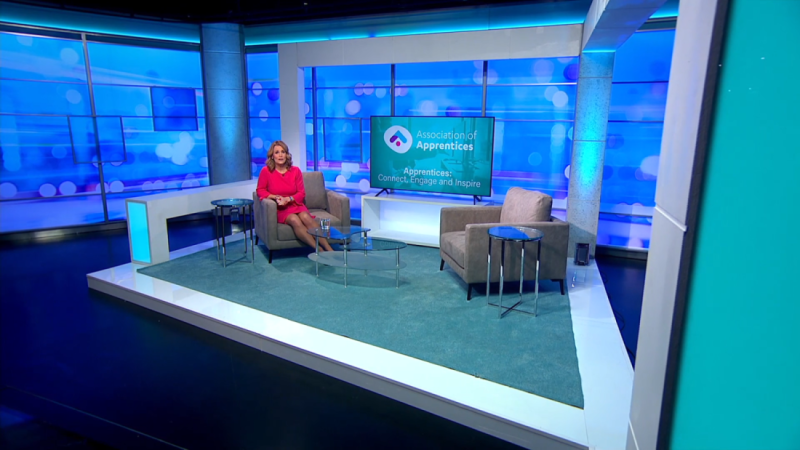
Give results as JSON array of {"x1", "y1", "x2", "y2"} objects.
[
  {"x1": 0, "y1": 32, "x2": 208, "y2": 232},
  {"x1": 246, "y1": 52, "x2": 282, "y2": 178},
  {"x1": 597, "y1": 29, "x2": 676, "y2": 249}
]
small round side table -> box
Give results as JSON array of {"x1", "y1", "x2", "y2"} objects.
[
  {"x1": 211, "y1": 198, "x2": 255, "y2": 267},
  {"x1": 486, "y1": 226, "x2": 544, "y2": 319}
]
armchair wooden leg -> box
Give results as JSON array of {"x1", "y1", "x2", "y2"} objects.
[
  {"x1": 440, "y1": 259, "x2": 445, "y2": 271},
  {"x1": 255, "y1": 235, "x2": 259, "y2": 245},
  {"x1": 268, "y1": 250, "x2": 273, "y2": 264},
  {"x1": 467, "y1": 284, "x2": 473, "y2": 301},
  {"x1": 559, "y1": 279, "x2": 565, "y2": 295}
]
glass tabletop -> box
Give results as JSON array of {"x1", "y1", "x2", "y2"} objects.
[
  {"x1": 341, "y1": 237, "x2": 407, "y2": 251},
  {"x1": 488, "y1": 226, "x2": 544, "y2": 242},
  {"x1": 211, "y1": 198, "x2": 254, "y2": 207},
  {"x1": 308, "y1": 225, "x2": 371, "y2": 239}
]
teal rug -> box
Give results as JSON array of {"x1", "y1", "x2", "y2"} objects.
[{"x1": 139, "y1": 244, "x2": 584, "y2": 408}]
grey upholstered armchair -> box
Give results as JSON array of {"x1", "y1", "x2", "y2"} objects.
[
  {"x1": 439, "y1": 187, "x2": 569, "y2": 300},
  {"x1": 253, "y1": 171, "x2": 350, "y2": 263}
]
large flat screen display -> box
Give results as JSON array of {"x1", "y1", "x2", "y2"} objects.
[{"x1": 370, "y1": 116, "x2": 495, "y2": 196}]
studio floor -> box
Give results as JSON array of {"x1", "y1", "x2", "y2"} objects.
[{"x1": 0, "y1": 218, "x2": 645, "y2": 449}]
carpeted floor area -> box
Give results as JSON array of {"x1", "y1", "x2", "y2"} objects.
[{"x1": 139, "y1": 243, "x2": 584, "y2": 408}]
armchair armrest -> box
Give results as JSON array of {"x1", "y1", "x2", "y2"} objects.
[
  {"x1": 326, "y1": 190, "x2": 351, "y2": 226},
  {"x1": 462, "y1": 217, "x2": 569, "y2": 282},
  {"x1": 440, "y1": 206, "x2": 502, "y2": 235},
  {"x1": 258, "y1": 197, "x2": 280, "y2": 248}
]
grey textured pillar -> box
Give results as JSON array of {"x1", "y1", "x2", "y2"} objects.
[
  {"x1": 567, "y1": 51, "x2": 614, "y2": 257},
  {"x1": 201, "y1": 23, "x2": 251, "y2": 185}
]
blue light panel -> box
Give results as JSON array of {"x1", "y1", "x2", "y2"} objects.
[{"x1": 127, "y1": 201, "x2": 151, "y2": 263}]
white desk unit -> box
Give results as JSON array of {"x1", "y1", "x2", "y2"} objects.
[
  {"x1": 126, "y1": 180, "x2": 258, "y2": 265},
  {"x1": 361, "y1": 194, "x2": 484, "y2": 247}
]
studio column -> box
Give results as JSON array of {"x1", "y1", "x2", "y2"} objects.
[
  {"x1": 200, "y1": 23, "x2": 251, "y2": 185},
  {"x1": 567, "y1": 51, "x2": 614, "y2": 257}
]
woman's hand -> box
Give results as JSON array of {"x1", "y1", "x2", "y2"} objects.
[{"x1": 274, "y1": 196, "x2": 292, "y2": 206}]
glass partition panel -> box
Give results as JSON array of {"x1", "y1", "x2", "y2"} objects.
[
  {"x1": 488, "y1": 57, "x2": 580, "y2": 85},
  {"x1": 395, "y1": 60, "x2": 481, "y2": 86},
  {"x1": 394, "y1": 87, "x2": 482, "y2": 117}
]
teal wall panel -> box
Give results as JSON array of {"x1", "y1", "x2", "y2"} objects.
[{"x1": 670, "y1": 1, "x2": 800, "y2": 448}]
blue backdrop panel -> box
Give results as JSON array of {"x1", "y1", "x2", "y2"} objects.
[
  {"x1": 488, "y1": 57, "x2": 580, "y2": 84},
  {"x1": 101, "y1": 129, "x2": 208, "y2": 192},
  {"x1": 96, "y1": 116, "x2": 126, "y2": 162},
  {"x1": 487, "y1": 85, "x2": 577, "y2": 120},
  {"x1": 0, "y1": 115, "x2": 101, "y2": 200},
  {"x1": 395, "y1": 60, "x2": 482, "y2": 86},
  {"x1": 87, "y1": 42, "x2": 203, "y2": 88},
  {"x1": 609, "y1": 82, "x2": 668, "y2": 122},
  {"x1": 601, "y1": 121, "x2": 662, "y2": 207},
  {"x1": 246, "y1": 52, "x2": 280, "y2": 88},
  {"x1": 246, "y1": 52, "x2": 281, "y2": 178},
  {"x1": 316, "y1": 88, "x2": 391, "y2": 119},
  {"x1": 395, "y1": 87, "x2": 483, "y2": 117},
  {"x1": 249, "y1": 117, "x2": 282, "y2": 177},
  {"x1": 93, "y1": 85, "x2": 152, "y2": 117},
  {"x1": 492, "y1": 120, "x2": 571, "y2": 200},
  {"x1": 247, "y1": 85, "x2": 281, "y2": 119},
  {"x1": 0, "y1": 79, "x2": 91, "y2": 116},
  {"x1": 0, "y1": 32, "x2": 87, "y2": 82},
  {"x1": 315, "y1": 64, "x2": 391, "y2": 88},
  {"x1": 613, "y1": 30, "x2": 675, "y2": 82},
  {"x1": 322, "y1": 118, "x2": 362, "y2": 162}
]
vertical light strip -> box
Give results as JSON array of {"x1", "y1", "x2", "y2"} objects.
[{"x1": 127, "y1": 201, "x2": 151, "y2": 263}]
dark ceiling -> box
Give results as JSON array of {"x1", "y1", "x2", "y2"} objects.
[{"x1": 6, "y1": 0, "x2": 576, "y2": 26}]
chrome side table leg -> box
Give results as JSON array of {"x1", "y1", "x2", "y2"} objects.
[
  {"x1": 343, "y1": 239, "x2": 348, "y2": 287},
  {"x1": 315, "y1": 235, "x2": 319, "y2": 277},
  {"x1": 396, "y1": 248, "x2": 400, "y2": 288},
  {"x1": 535, "y1": 240, "x2": 541, "y2": 317},
  {"x1": 486, "y1": 238, "x2": 492, "y2": 304},
  {"x1": 519, "y1": 242, "x2": 525, "y2": 306},
  {"x1": 498, "y1": 241, "x2": 505, "y2": 318},
  {"x1": 221, "y1": 207, "x2": 227, "y2": 268},
  {"x1": 249, "y1": 205, "x2": 254, "y2": 263},
  {"x1": 214, "y1": 206, "x2": 220, "y2": 261}
]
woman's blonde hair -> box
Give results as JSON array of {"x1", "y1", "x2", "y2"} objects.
[{"x1": 266, "y1": 140, "x2": 292, "y2": 172}]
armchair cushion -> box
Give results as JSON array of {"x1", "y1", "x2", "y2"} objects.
[
  {"x1": 500, "y1": 187, "x2": 552, "y2": 224},
  {"x1": 304, "y1": 172, "x2": 329, "y2": 210}
]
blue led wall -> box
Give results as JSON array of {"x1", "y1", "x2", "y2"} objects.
[
  {"x1": 246, "y1": 52, "x2": 281, "y2": 179},
  {"x1": 598, "y1": 29, "x2": 675, "y2": 249},
  {"x1": 0, "y1": 29, "x2": 209, "y2": 233}
]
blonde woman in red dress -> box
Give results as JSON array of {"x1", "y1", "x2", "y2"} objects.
[{"x1": 256, "y1": 140, "x2": 334, "y2": 252}]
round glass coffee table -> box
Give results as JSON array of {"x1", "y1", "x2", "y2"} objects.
[
  {"x1": 487, "y1": 226, "x2": 544, "y2": 318},
  {"x1": 308, "y1": 226, "x2": 407, "y2": 287}
]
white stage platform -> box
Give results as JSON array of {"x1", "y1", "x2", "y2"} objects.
[{"x1": 87, "y1": 238, "x2": 633, "y2": 450}]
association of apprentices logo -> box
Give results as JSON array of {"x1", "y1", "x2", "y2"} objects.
[{"x1": 383, "y1": 125, "x2": 413, "y2": 154}]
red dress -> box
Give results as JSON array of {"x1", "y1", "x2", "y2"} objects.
[{"x1": 256, "y1": 166, "x2": 310, "y2": 224}]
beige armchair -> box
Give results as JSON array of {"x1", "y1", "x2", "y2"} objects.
[
  {"x1": 253, "y1": 171, "x2": 350, "y2": 263},
  {"x1": 439, "y1": 188, "x2": 569, "y2": 300}
]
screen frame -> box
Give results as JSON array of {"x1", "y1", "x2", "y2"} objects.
[{"x1": 369, "y1": 115, "x2": 496, "y2": 197}]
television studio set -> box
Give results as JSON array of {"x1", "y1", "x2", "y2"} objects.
[{"x1": 0, "y1": 0, "x2": 797, "y2": 449}]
